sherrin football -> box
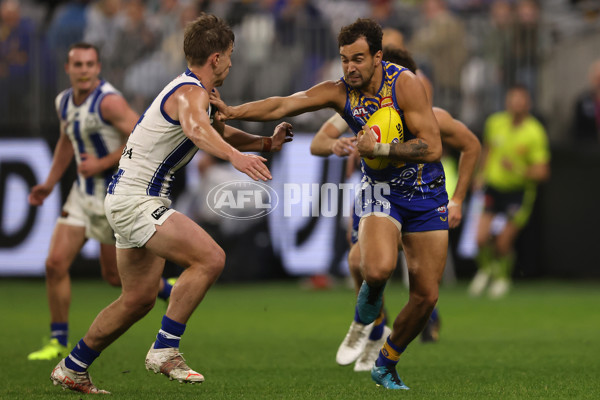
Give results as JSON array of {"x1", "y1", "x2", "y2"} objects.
[{"x1": 362, "y1": 106, "x2": 404, "y2": 170}]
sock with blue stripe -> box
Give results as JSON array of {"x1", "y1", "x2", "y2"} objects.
[
  {"x1": 51, "y1": 322, "x2": 68, "y2": 346},
  {"x1": 157, "y1": 277, "x2": 173, "y2": 300},
  {"x1": 375, "y1": 337, "x2": 406, "y2": 368},
  {"x1": 369, "y1": 314, "x2": 387, "y2": 340},
  {"x1": 154, "y1": 315, "x2": 186, "y2": 349},
  {"x1": 64, "y1": 339, "x2": 100, "y2": 372}
]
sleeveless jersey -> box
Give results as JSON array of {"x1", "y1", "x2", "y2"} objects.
[
  {"x1": 108, "y1": 69, "x2": 208, "y2": 198},
  {"x1": 340, "y1": 61, "x2": 446, "y2": 200},
  {"x1": 55, "y1": 80, "x2": 125, "y2": 200}
]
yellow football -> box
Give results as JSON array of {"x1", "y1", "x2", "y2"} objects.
[{"x1": 362, "y1": 107, "x2": 403, "y2": 170}]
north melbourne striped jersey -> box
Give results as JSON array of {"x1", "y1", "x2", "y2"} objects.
[
  {"x1": 56, "y1": 80, "x2": 125, "y2": 201},
  {"x1": 108, "y1": 69, "x2": 208, "y2": 198}
]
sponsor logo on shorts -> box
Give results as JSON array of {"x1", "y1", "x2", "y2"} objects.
[
  {"x1": 151, "y1": 206, "x2": 169, "y2": 220},
  {"x1": 440, "y1": 216, "x2": 448, "y2": 222}
]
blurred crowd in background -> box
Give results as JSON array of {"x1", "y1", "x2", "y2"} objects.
[
  {"x1": 2, "y1": 0, "x2": 600, "y2": 282},
  {"x1": 1, "y1": 0, "x2": 600, "y2": 143}
]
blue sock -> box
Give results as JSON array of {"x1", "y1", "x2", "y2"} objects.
[
  {"x1": 157, "y1": 277, "x2": 173, "y2": 300},
  {"x1": 353, "y1": 307, "x2": 362, "y2": 323},
  {"x1": 64, "y1": 339, "x2": 100, "y2": 372},
  {"x1": 154, "y1": 315, "x2": 186, "y2": 349},
  {"x1": 430, "y1": 307, "x2": 439, "y2": 323},
  {"x1": 375, "y1": 337, "x2": 406, "y2": 368},
  {"x1": 369, "y1": 316, "x2": 386, "y2": 340},
  {"x1": 51, "y1": 322, "x2": 68, "y2": 346}
]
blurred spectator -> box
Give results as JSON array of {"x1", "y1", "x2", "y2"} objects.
[
  {"x1": 274, "y1": 0, "x2": 336, "y2": 92},
  {"x1": 482, "y1": 0, "x2": 513, "y2": 113},
  {"x1": 0, "y1": 0, "x2": 36, "y2": 126},
  {"x1": 571, "y1": 59, "x2": 600, "y2": 145},
  {"x1": 107, "y1": 0, "x2": 159, "y2": 90},
  {"x1": 122, "y1": 1, "x2": 197, "y2": 111},
  {"x1": 469, "y1": 85, "x2": 550, "y2": 298},
  {"x1": 368, "y1": 0, "x2": 417, "y2": 39},
  {"x1": 45, "y1": 0, "x2": 89, "y2": 64},
  {"x1": 508, "y1": 0, "x2": 542, "y2": 99},
  {"x1": 410, "y1": 0, "x2": 468, "y2": 116},
  {"x1": 83, "y1": 0, "x2": 122, "y2": 65}
]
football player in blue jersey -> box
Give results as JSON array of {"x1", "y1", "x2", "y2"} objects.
[
  {"x1": 27, "y1": 42, "x2": 175, "y2": 362},
  {"x1": 311, "y1": 47, "x2": 480, "y2": 371},
  {"x1": 211, "y1": 18, "x2": 449, "y2": 390}
]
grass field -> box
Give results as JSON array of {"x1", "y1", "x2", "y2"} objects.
[{"x1": 1, "y1": 278, "x2": 599, "y2": 399}]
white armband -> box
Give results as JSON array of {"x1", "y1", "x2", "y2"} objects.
[
  {"x1": 372, "y1": 143, "x2": 391, "y2": 157},
  {"x1": 327, "y1": 114, "x2": 349, "y2": 132}
]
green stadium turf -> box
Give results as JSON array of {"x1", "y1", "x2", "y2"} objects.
[{"x1": 1, "y1": 278, "x2": 598, "y2": 399}]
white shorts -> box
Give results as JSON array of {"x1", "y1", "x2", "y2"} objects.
[
  {"x1": 59, "y1": 183, "x2": 115, "y2": 244},
  {"x1": 104, "y1": 194, "x2": 176, "y2": 249}
]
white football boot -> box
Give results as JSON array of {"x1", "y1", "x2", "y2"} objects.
[
  {"x1": 50, "y1": 359, "x2": 110, "y2": 394},
  {"x1": 145, "y1": 344, "x2": 204, "y2": 383},
  {"x1": 354, "y1": 325, "x2": 392, "y2": 372},
  {"x1": 336, "y1": 321, "x2": 374, "y2": 365}
]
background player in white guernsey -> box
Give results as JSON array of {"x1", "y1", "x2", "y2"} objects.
[
  {"x1": 50, "y1": 14, "x2": 292, "y2": 394},
  {"x1": 27, "y1": 42, "x2": 174, "y2": 361}
]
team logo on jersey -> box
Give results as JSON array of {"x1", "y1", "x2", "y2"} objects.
[
  {"x1": 379, "y1": 97, "x2": 393, "y2": 108},
  {"x1": 207, "y1": 181, "x2": 278, "y2": 220},
  {"x1": 436, "y1": 205, "x2": 447, "y2": 214},
  {"x1": 352, "y1": 106, "x2": 369, "y2": 119}
]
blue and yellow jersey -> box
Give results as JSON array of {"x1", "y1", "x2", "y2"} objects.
[{"x1": 340, "y1": 61, "x2": 446, "y2": 200}]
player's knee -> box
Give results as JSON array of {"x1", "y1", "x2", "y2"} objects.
[
  {"x1": 200, "y1": 246, "x2": 225, "y2": 279},
  {"x1": 362, "y1": 260, "x2": 394, "y2": 283},
  {"x1": 45, "y1": 256, "x2": 69, "y2": 280},
  {"x1": 410, "y1": 289, "x2": 438, "y2": 312},
  {"x1": 121, "y1": 293, "x2": 156, "y2": 317}
]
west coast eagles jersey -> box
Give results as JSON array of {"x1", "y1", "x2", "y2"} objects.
[
  {"x1": 55, "y1": 80, "x2": 125, "y2": 200},
  {"x1": 340, "y1": 61, "x2": 446, "y2": 200},
  {"x1": 108, "y1": 69, "x2": 208, "y2": 198}
]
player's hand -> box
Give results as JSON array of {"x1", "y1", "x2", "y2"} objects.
[
  {"x1": 271, "y1": 122, "x2": 294, "y2": 152},
  {"x1": 230, "y1": 152, "x2": 272, "y2": 181},
  {"x1": 78, "y1": 153, "x2": 105, "y2": 177},
  {"x1": 331, "y1": 136, "x2": 357, "y2": 157},
  {"x1": 28, "y1": 183, "x2": 53, "y2": 206},
  {"x1": 447, "y1": 199, "x2": 463, "y2": 229},
  {"x1": 357, "y1": 125, "x2": 377, "y2": 157},
  {"x1": 209, "y1": 90, "x2": 232, "y2": 121}
]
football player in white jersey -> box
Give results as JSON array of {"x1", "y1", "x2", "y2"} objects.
[
  {"x1": 27, "y1": 43, "x2": 174, "y2": 361},
  {"x1": 50, "y1": 14, "x2": 292, "y2": 394}
]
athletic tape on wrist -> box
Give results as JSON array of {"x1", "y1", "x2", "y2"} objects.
[{"x1": 372, "y1": 143, "x2": 390, "y2": 157}]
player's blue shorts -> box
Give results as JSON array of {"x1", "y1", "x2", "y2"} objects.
[{"x1": 350, "y1": 182, "x2": 449, "y2": 244}]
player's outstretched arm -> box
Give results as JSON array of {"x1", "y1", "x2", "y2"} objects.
[
  {"x1": 78, "y1": 94, "x2": 139, "y2": 178},
  {"x1": 176, "y1": 84, "x2": 271, "y2": 181},
  {"x1": 29, "y1": 130, "x2": 74, "y2": 206},
  {"x1": 310, "y1": 113, "x2": 356, "y2": 157},
  {"x1": 434, "y1": 107, "x2": 481, "y2": 228},
  {"x1": 210, "y1": 81, "x2": 344, "y2": 122},
  {"x1": 221, "y1": 122, "x2": 293, "y2": 152}
]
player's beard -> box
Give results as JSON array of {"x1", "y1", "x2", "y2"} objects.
[{"x1": 346, "y1": 68, "x2": 374, "y2": 90}]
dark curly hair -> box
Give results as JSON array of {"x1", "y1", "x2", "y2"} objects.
[
  {"x1": 382, "y1": 47, "x2": 417, "y2": 74},
  {"x1": 184, "y1": 13, "x2": 235, "y2": 67},
  {"x1": 337, "y1": 18, "x2": 383, "y2": 56}
]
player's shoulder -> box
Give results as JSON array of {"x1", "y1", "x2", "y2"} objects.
[{"x1": 54, "y1": 88, "x2": 71, "y2": 108}]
